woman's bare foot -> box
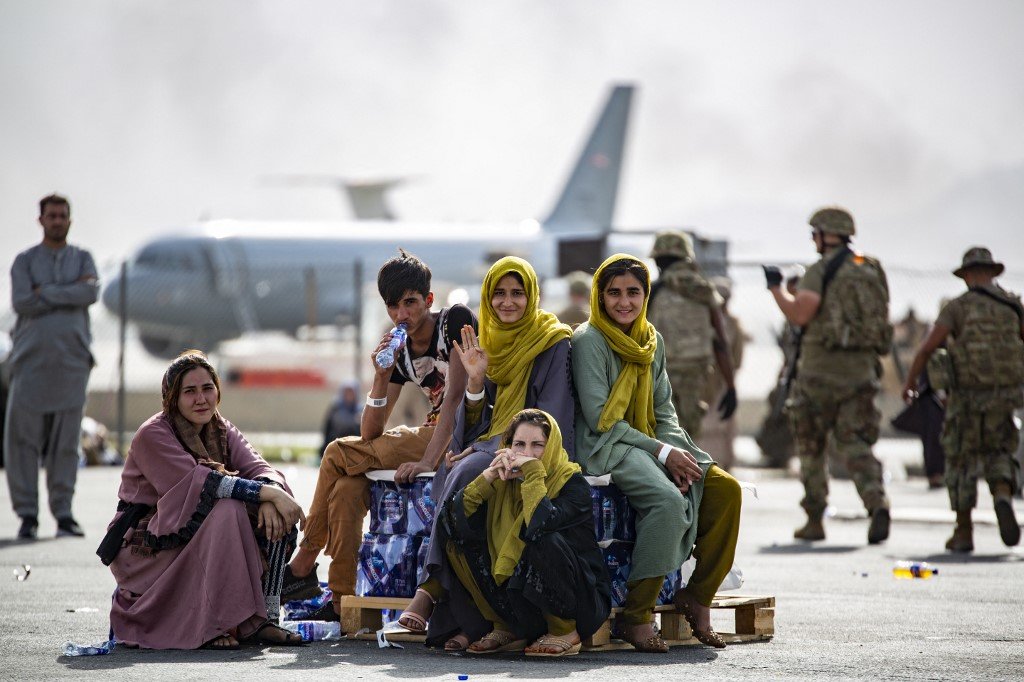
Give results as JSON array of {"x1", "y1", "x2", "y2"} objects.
[
  {"x1": 675, "y1": 592, "x2": 711, "y2": 630},
  {"x1": 674, "y1": 590, "x2": 726, "y2": 648},
  {"x1": 467, "y1": 629, "x2": 526, "y2": 654},
  {"x1": 200, "y1": 633, "x2": 239, "y2": 650},
  {"x1": 397, "y1": 588, "x2": 434, "y2": 632},
  {"x1": 524, "y1": 631, "x2": 581, "y2": 656},
  {"x1": 289, "y1": 546, "x2": 318, "y2": 578},
  {"x1": 444, "y1": 632, "x2": 470, "y2": 652},
  {"x1": 620, "y1": 621, "x2": 668, "y2": 653}
]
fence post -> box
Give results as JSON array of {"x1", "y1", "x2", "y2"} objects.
[
  {"x1": 354, "y1": 259, "x2": 363, "y2": 388},
  {"x1": 117, "y1": 260, "x2": 127, "y2": 457}
]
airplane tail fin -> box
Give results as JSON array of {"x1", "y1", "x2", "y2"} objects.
[{"x1": 543, "y1": 84, "x2": 634, "y2": 234}]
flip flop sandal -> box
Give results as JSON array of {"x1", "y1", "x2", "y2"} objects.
[
  {"x1": 525, "y1": 635, "x2": 582, "y2": 657},
  {"x1": 240, "y1": 621, "x2": 307, "y2": 647},
  {"x1": 675, "y1": 593, "x2": 727, "y2": 649},
  {"x1": 467, "y1": 630, "x2": 528, "y2": 655},
  {"x1": 200, "y1": 633, "x2": 240, "y2": 651}
]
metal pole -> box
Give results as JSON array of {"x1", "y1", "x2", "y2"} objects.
[
  {"x1": 353, "y1": 259, "x2": 363, "y2": 388},
  {"x1": 304, "y1": 267, "x2": 318, "y2": 337},
  {"x1": 117, "y1": 260, "x2": 127, "y2": 457}
]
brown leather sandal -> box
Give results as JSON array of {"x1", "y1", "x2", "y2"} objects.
[
  {"x1": 620, "y1": 622, "x2": 669, "y2": 653},
  {"x1": 675, "y1": 593, "x2": 727, "y2": 649}
]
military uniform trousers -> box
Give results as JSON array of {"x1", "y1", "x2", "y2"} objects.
[
  {"x1": 786, "y1": 374, "x2": 889, "y2": 516},
  {"x1": 941, "y1": 389, "x2": 1021, "y2": 512},
  {"x1": 300, "y1": 425, "x2": 434, "y2": 607},
  {"x1": 4, "y1": 398, "x2": 83, "y2": 520},
  {"x1": 667, "y1": 363, "x2": 711, "y2": 440}
]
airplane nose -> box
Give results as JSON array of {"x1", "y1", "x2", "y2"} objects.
[{"x1": 101, "y1": 275, "x2": 122, "y2": 314}]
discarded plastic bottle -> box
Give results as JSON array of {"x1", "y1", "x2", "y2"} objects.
[
  {"x1": 282, "y1": 620, "x2": 342, "y2": 642},
  {"x1": 62, "y1": 639, "x2": 115, "y2": 656},
  {"x1": 375, "y1": 323, "x2": 408, "y2": 369},
  {"x1": 892, "y1": 561, "x2": 938, "y2": 579}
]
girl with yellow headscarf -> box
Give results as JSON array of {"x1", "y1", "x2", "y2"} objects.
[
  {"x1": 571, "y1": 254, "x2": 743, "y2": 652},
  {"x1": 442, "y1": 409, "x2": 610, "y2": 656},
  {"x1": 401, "y1": 257, "x2": 577, "y2": 650}
]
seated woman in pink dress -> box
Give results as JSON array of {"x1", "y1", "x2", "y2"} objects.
[{"x1": 99, "y1": 351, "x2": 308, "y2": 650}]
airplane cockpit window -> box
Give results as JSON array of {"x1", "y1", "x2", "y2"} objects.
[{"x1": 134, "y1": 244, "x2": 198, "y2": 271}]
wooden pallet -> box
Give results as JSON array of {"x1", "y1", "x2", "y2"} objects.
[
  {"x1": 584, "y1": 594, "x2": 774, "y2": 651},
  {"x1": 338, "y1": 594, "x2": 774, "y2": 648}
]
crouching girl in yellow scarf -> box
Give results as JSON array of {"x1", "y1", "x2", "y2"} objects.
[
  {"x1": 403, "y1": 257, "x2": 577, "y2": 650},
  {"x1": 571, "y1": 254, "x2": 743, "y2": 651},
  {"x1": 440, "y1": 409, "x2": 610, "y2": 657}
]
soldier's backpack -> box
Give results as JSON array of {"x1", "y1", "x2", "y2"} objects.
[
  {"x1": 817, "y1": 247, "x2": 894, "y2": 355},
  {"x1": 948, "y1": 288, "x2": 1024, "y2": 389},
  {"x1": 648, "y1": 270, "x2": 715, "y2": 364}
]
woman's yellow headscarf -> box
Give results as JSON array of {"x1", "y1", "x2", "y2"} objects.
[
  {"x1": 486, "y1": 409, "x2": 581, "y2": 583},
  {"x1": 588, "y1": 254, "x2": 658, "y2": 436},
  {"x1": 478, "y1": 257, "x2": 572, "y2": 439}
]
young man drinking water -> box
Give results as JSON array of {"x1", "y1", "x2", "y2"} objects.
[{"x1": 283, "y1": 249, "x2": 475, "y2": 619}]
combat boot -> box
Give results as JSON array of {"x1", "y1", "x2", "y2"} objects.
[
  {"x1": 945, "y1": 510, "x2": 974, "y2": 553},
  {"x1": 793, "y1": 515, "x2": 825, "y2": 541},
  {"x1": 992, "y1": 482, "x2": 1021, "y2": 547},
  {"x1": 867, "y1": 507, "x2": 890, "y2": 545}
]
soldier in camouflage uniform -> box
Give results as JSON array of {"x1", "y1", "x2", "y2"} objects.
[
  {"x1": 763, "y1": 207, "x2": 892, "y2": 544},
  {"x1": 902, "y1": 247, "x2": 1023, "y2": 552},
  {"x1": 647, "y1": 231, "x2": 737, "y2": 440},
  {"x1": 700, "y1": 277, "x2": 748, "y2": 470},
  {"x1": 558, "y1": 271, "x2": 592, "y2": 329}
]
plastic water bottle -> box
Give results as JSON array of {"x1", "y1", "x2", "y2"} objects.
[
  {"x1": 375, "y1": 323, "x2": 408, "y2": 369},
  {"x1": 62, "y1": 639, "x2": 115, "y2": 656},
  {"x1": 892, "y1": 561, "x2": 938, "y2": 579},
  {"x1": 601, "y1": 497, "x2": 616, "y2": 540},
  {"x1": 282, "y1": 620, "x2": 342, "y2": 641}
]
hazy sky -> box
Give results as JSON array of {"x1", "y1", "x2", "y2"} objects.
[{"x1": 2, "y1": 0, "x2": 1023, "y2": 286}]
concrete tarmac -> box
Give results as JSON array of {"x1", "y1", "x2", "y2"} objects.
[{"x1": 1, "y1": 449, "x2": 1022, "y2": 681}]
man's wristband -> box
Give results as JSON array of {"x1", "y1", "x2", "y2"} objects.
[
  {"x1": 366, "y1": 394, "x2": 387, "y2": 408},
  {"x1": 465, "y1": 387, "x2": 485, "y2": 401},
  {"x1": 657, "y1": 443, "x2": 673, "y2": 466}
]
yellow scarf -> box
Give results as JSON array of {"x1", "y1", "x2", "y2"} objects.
[
  {"x1": 479, "y1": 257, "x2": 572, "y2": 439},
  {"x1": 588, "y1": 254, "x2": 658, "y2": 436},
  {"x1": 487, "y1": 410, "x2": 581, "y2": 583}
]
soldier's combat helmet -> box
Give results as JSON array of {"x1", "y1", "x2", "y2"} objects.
[
  {"x1": 650, "y1": 230, "x2": 695, "y2": 261},
  {"x1": 808, "y1": 207, "x2": 855, "y2": 236}
]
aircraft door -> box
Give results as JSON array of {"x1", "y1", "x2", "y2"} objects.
[{"x1": 203, "y1": 238, "x2": 260, "y2": 332}]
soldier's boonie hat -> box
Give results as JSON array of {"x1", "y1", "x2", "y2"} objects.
[
  {"x1": 808, "y1": 207, "x2": 855, "y2": 236},
  {"x1": 650, "y1": 231, "x2": 695, "y2": 260},
  {"x1": 953, "y1": 246, "x2": 1004, "y2": 278},
  {"x1": 565, "y1": 271, "x2": 592, "y2": 297}
]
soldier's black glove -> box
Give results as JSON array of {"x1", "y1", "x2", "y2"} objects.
[
  {"x1": 718, "y1": 386, "x2": 737, "y2": 420},
  {"x1": 762, "y1": 265, "x2": 783, "y2": 289}
]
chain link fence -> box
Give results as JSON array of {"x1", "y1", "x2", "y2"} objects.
[{"x1": 1, "y1": 254, "x2": 1022, "y2": 457}]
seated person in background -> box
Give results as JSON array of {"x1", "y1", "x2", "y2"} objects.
[
  {"x1": 439, "y1": 409, "x2": 610, "y2": 657},
  {"x1": 572, "y1": 255, "x2": 742, "y2": 651},
  {"x1": 397, "y1": 256, "x2": 574, "y2": 650},
  {"x1": 320, "y1": 380, "x2": 362, "y2": 453},
  {"x1": 284, "y1": 250, "x2": 473, "y2": 619},
  {"x1": 100, "y1": 350, "x2": 306, "y2": 650}
]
